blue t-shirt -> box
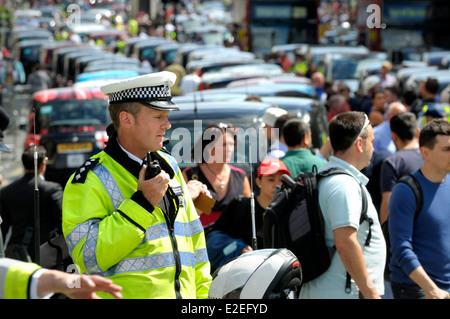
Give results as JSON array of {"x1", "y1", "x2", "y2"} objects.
[
  {"x1": 373, "y1": 121, "x2": 396, "y2": 155},
  {"x1": 389, "y1": 170, "x2": 450, "y2": 290},
  {"x1": 380, "y1": 148, "x2": 424, "y2": 193}
]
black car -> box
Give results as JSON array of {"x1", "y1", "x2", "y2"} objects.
[
  {"x1": 165, "y1": 98, "x2": 328, "y2": 175},
  {"x1": 131, "y1": 38, "x2": 171, "y2": 67},
  {"x1": 165, "y1": 100, "x2": 272, "y2": 174},
  {"x1": 14, "y1": 39, "x2": 55, "y2": 75},
  {"x1": 25, "y1": 87, "x2": 110, "y2": 186},
  {"x1": 172, "y1": 94, "x2": 328, "y2": 153}
]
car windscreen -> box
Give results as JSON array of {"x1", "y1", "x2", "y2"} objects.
[
  {"x1": 332, "y1": 58, "x2": 359, "y2": 80},
  {"x1": 141, "y1": 48, "x2": 157, "y2": 64},
  {"x1": 37, "y1": 98, "x2": 110, "y2": 131},
  {"x1": 21, "y1": 46, "x2": 40, "y2": 62}
]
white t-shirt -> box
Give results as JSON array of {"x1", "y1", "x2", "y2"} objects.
[
  {"x1": 180, "y1": 74, "x2": 201, "y2": 95},
  {"x1": 299, "y1": 156, "x2": 386, "y2": 299}
]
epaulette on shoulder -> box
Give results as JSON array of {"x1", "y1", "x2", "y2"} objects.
[{"x1": 71, "y1": 158, "x2": 100, "y2": 184}]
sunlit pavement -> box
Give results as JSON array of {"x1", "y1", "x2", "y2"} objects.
[{"x1": 0, "y1": 128, "x2": 26, "y2": 186}]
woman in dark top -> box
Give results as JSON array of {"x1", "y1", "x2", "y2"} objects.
[
  {"x1": 206, "y1": 158, "x2": 291, "y2": 271},
  {"x1": 182, "y1": 123, "x2": 251, "y2": 227}
]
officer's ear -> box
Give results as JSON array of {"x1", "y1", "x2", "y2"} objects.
[{"x1": 119, "y1": 111, "x2": 134, "y2": 128}]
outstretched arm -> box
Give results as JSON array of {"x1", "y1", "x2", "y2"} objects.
[{"x1": 37, "y1": 270, "x2": 123, "y2": 299}]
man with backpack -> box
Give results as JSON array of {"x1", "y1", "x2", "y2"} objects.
[
  {"x1": 388, "y1": 119, "x2": 450, "y2": 299},
  {"x1": 380, "y1": 112, "x2": 423, "y2": 225},
  {"x1": 299, "y1": 111, "x2": 386, "y2": 299}
]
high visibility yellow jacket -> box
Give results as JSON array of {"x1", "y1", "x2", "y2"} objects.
[
  {"x1": 290, "y1": 61, "x2": 308, "y2": 75},
  {"x1": 62, "y1": 137, "x2": 211, "y2": 299},
  {"x1": 0, "y1": 258, "x2": 41, "y2": 299}
]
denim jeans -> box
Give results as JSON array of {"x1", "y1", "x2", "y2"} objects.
[{"x1": 391, "y1": 281, "x2": 426, "y2": 299}]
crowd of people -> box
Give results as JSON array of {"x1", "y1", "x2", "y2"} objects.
[
  {"x1": 1, "y1": 2, "x2": 450, "y2": 301},
  {"x1": 0, "y1": 68, "x2": 449, "y2": 300}
]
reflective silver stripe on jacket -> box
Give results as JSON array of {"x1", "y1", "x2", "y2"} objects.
[
  {"x1": 159, "y1": 151, "x2": 178, "y2": 175},
  {"x1": 65, "y1": 218, "x2": 102, "y2": 273},
  {"x1": 102, "y1": 248, "x2": 209, "y2": 277},
  {"x1": 83, "y1": 220, "x2": 101, "y2": 273},
  {"x1": 66, "y1": 161, "x2": 206, "y2": 275},
  {"x1": 92, "y1": 164, "x2": 124, "y2": 211},
  {"x1": 141, "y1": 219, "x2": 204, "y2": 243},
  {"x1": 67, "y1": 219, "x2": 206, "y2": 274}
]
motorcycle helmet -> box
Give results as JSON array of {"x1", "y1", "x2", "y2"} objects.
[{"x1": 208, "y1": 248, "x2": 302, "y2": 299}]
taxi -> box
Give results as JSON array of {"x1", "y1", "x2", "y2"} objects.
[{"x1": 25, "y1": 87, "x2": 109, "y2": 186}]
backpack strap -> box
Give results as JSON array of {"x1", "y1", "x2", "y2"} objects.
[
  {"x1": 319, "y1": 169, "x2": 370, "y2": 230},
  {"x1": 397, "y1": 173, "x2": 423, "y2": 220},
  {"x1": 359, "y1": 191, "x2": 372, "y2": 247},
  {"x1": 319, "y1": 167, "x2": 372, "y2": 294}
]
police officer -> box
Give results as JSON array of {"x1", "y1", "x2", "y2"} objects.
[
  {"x1": 0, "y1": 257, "x2": 122, "y2": 299},
  {"x1": 290, "y1": 48, "x2": 308, "y2": 77},
  {"x1": 62, "y1": 71, "x2": 212, "y2": 299}
]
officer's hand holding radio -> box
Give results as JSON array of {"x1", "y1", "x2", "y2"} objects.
[{"x1": 138, "y1": 152, "x2": 170, "y2": 207}]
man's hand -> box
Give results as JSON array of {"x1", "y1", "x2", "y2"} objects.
[
  {"x1": 410, "y1": 266, "x2": 450, "y2": 299},
  {"x1": 334, "y1": 226, "x2": 381, "y2": 299},
  {"x1": 138, "y1": 164, "x2": 170, "y2": 206},
  {"x1": 38, "y1": 270, "x2": 123, "y2": 299}
]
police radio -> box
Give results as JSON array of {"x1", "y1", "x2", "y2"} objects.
[{"x1": 144, "y1": 152, "x2": 161, "y2": 180}]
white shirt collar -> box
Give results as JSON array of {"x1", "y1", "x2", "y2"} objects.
[{"x1": 117, "y1": 137, "x2": 144, "y2": 165}]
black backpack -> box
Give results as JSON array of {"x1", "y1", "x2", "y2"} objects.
[
  {"x1": 263, "y1": 167, "x2": 372, "y2": 292},
  {"x1": 382, "y1": 173, "x2": 423, "y2": 280}
]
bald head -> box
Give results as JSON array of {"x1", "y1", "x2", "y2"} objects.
[
  {"x1": 386, "y1": 102, "x2": 407, "y2": 120},
  {"x1": 311, "y1": 72, "x2": 324, "y2": 87}
]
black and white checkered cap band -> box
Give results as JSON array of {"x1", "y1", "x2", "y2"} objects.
[{"x1": 108, "y1": 84, "x2": 171, "y2": 104}]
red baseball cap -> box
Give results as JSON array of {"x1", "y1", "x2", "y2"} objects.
[{"x1": 257, "y1": 158, "x2": 291, "y2": 177}]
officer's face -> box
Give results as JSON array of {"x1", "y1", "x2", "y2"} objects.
[{"x1": 131, "y1": 106, "x2": 171, "y2": 156}]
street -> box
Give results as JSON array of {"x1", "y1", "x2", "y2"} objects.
[{"x1": 1, "y1": 126, "x2": 26, "y2": 186}]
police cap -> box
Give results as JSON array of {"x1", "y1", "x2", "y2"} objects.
[{"x1": 100, "y1": 71, "x2": 179, "y2": 111}]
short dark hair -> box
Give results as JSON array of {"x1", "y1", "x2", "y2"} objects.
[
  {"x1": 425, "y1": 78, "x2": 439, "y2": 95},
  {"x1": 22, "y1": 145, "x2": 47, "y2": 170},
  {"x1": 275, "y1": 114, "x2": 296, "y2": 132},
  {"x1": 328, "y1": 111, "x2": 368, "y2": 152},
  {"x1": 385, "y1": 85, "x2": 401, "y2": 99},
  {"x1": 419, "y1": 119, "x2": 450, "y2": 149},
  {"x1": 282, "y1": 118, "x2": 310, "y2": 147},
  {"x1": 402, "y1": 90, "x2": 417, "y2": 106},
  {"x1": 390, "y1": 112, "x2": 417, "y2": 141},
  {"x1": 371, "y1": 87, "x2": 385, "y2": 100}
]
